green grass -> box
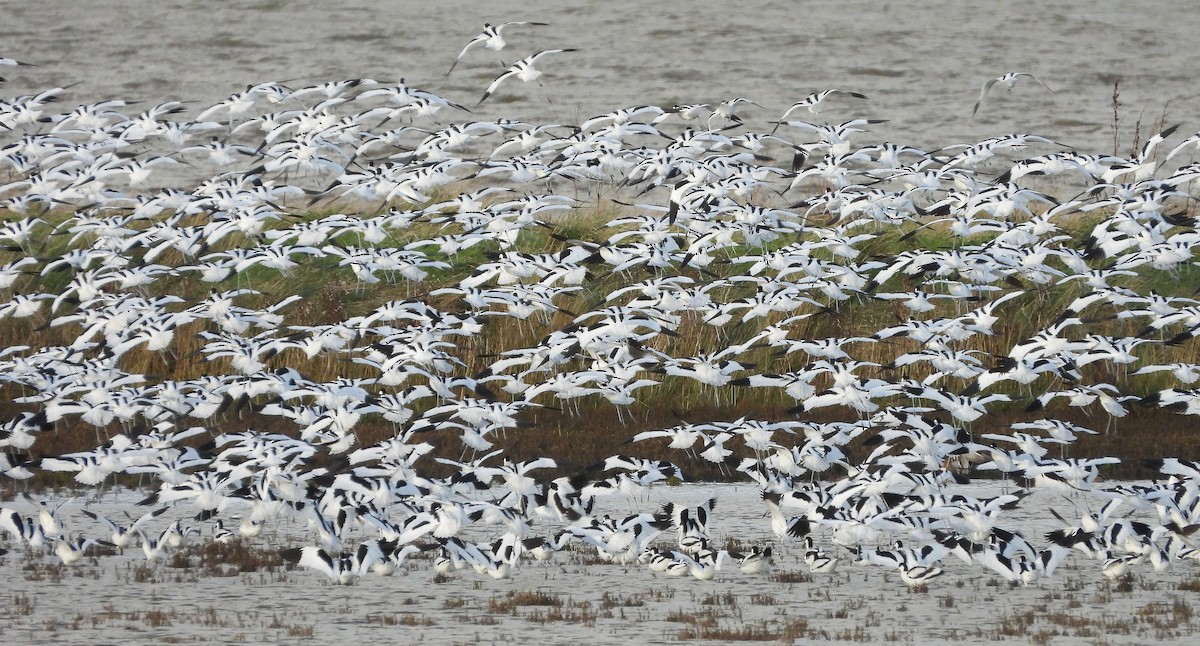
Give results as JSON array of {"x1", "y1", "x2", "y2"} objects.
[{"x1": 4, "y1": 182, "x2": 1200, "y2": 489}]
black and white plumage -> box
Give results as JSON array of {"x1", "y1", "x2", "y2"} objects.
[
  {"x1": 661, "y1": 497, "x2": 716, "y2": 554},
  {"x1": 730, "y1": 545, "x2": 773, "y2": 574},
  {"x1": 971, "y1": 72, "x2": 1056, "y2": 118},
  {"x1": 446, "y1": 21, "x2": 549, "y2": 76},
  {"x1": 476, "y1": 49, "x2": 577, "y2": 107},
  {"x1": 802, "y1": 536, "x2": 838, "y2": 574},
  {"x1": 82, "y1": 507, "x2": 167, "y2": 552},
  {"x1": 52, "y1": 535, "x2": 114, "y2": 565},
  {"x1": 280, "y1": 545, "x2": 359, "y2": 585},
  {"x1": 761, "y1": 491, "x2": 811, "y2": 548},
  {"x1": 777, "y1": 89, "x2": 868, "y2": 122},
  {"x1": 1, "y1": 506, "x2": 46, "y2": 547},
  {"x1": 8, "y1": 28, "x2": 1200, "y2": 608},
  {"x1": 667, "y1": 546, "x2": 728, "y2": 580}
]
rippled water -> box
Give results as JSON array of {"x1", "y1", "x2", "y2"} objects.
[
  {"x1": 7, "y1": 482, "x2": 1200, "y2": 644},
  {"x1": 4, "y1": 0, "x2": 1198, "y2": 153},
  {"x1": 6, "y1": 3, "x2": 1200, "y2": 643}
]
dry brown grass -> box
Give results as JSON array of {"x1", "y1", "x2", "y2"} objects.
[
  {"x1": 523, "y1": 606, "x2": 598, "y2": 626},
  {"x1": 487, "y1": 589, "x2": 564, "y2": 614},
  {"x1": 598, "y1": 591, "x2": 648, "y2": 608},
  {"x1": 167, "y1": 538, "x2": 286, "y2": 574},
  {"x1": 669, "y1": 607, "x2": 811, "y2": 643},
  {"x1": 768, "y1": 569, "x2": 813, "y2": 584},
  {"x1": 4, "y1": 188, "x2": 1200, "y2": 492},
  {"x1": 367, "y1": 612, "x2": 436, "y2": 627}
]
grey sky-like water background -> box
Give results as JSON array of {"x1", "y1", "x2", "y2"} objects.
[
  {"x1": 4, "y1": 0, "x2": 1198, "y2": 154},
  {"x1": 6, "y1": 2, "x2": 1200, "y2": 643}
]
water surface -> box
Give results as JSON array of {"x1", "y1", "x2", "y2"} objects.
[{"x1": 4, "y1": 1, "x2": 1197, "y2": 153}]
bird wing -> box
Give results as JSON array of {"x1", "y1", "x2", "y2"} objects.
[
  {"x1": 478, "y1": 68, "x2": 520, "y2": 106},
  {"x1": 972, "y1": 78, "x2": 1001, "y2": 117},
  {"x1": 497, "y1": 20, "x2": 549, "y2": 31},
  {"x1": 131, "y1": 507, "x2": 169, "y2": 529},
  {"x1": 455, "y1": 32, "x2": 490, "y2": 59},
  {"x1": 82, "y1": 509, "x2": 119, "y2": 533},
  {"x1": 287, "y1": 545, "x2": 338, "y2": 580},
  {"x1": 1022, "y1": 73, "x2": 1056, "y2": 94},
  {"x1": 446, "y1": 32, "x2": 491, "y2": 76},
  {"x1": 0, "y1": 508, "x2": 29, "y2": 539},
  {"x1": 354, "y1": 540, "x2": 387, "y2": 574},
  {"x1": 527, "y1": 48, "x2": 576, "y2": 64}
]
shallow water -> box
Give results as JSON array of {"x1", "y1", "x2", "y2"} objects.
[
  {"x1": 4, "y1": 0, "x2": 1198, "y2": 152},
  {"x1": 6, "y1": 3, "x2": 1200, "y2": 643},
  {"x1": 5, "y1": 482, "x2": 1200, "y2": 645}
]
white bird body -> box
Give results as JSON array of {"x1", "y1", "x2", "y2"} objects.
[
  {"x1": 477, "y1": 49, "x2": 577, "y2": 106},
  {"x1": 972, "y1": 72, "x2": 1056, "y2": 118},
  {"x1": 281, "y1": 545, "x2": 359, "y2": 585},
  {"x1": 446, "y1": 21, "x2": 549, "y2": 75},
  {"x1": 83, "y1": 507, "x2": 166, "y2": 551},
  {"x1": 54, "y1": 535, "x2": 112, "y2": 565}
]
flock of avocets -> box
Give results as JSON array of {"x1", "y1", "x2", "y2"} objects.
[{"x1": 3, "y1": 28, "x2": 1200, "y2": 589}]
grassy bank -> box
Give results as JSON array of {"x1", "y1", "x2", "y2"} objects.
[{"x1": 3, "y1": 184, "x2": 1199, "y2": 494}]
